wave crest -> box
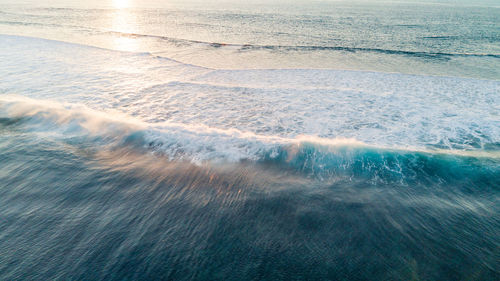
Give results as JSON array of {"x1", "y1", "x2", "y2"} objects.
[{"x1": 1, "y1": 96, "x2": 499, "y2": 184}]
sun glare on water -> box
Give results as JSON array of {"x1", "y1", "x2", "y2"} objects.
[{"x1": 113, "y1": 0, "x2": 130, "y2": 9}]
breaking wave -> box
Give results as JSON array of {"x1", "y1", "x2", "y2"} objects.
[{"x1": 2, "y1": 96, "x2": 499, "y2": 186}]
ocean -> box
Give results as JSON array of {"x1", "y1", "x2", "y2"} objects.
[{"x1": 0, "y1": 0, "x2": 499, "y2": 280}]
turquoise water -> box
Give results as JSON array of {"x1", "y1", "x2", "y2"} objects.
[{"x1": 0, "y1": 0, "x2": 499, "y2": 280}]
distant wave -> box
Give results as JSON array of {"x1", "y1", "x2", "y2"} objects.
[
  {"x1": 106, "y1": 30, "x2": 500, "y2": 59},
  {"x1": 2, "y1": 14, "x2": 498, "y2": 59},
  {"x1": 420, "y1": 36, "x2": 460, "y2": 40},
  {"x1": 0, "y1": 20, "x2": 91, "y2": 30}
]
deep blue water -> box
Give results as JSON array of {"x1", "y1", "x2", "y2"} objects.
[{"x1": 0, "y1": 98, "x2": 499, "y2": 280}]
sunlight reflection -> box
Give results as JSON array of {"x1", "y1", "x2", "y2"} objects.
[
  {"x1": 110, "y1": 8, "x2": 140, "y2": 52},
  {"x1": 112, "y1": 35, "x2": 140, "y2": 52},
  {"x1": 113, "y1": 0, "x2": 130, "y2": 9}
]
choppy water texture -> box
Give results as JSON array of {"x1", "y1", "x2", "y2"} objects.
[
  {"x1": 1, "y1": 0, "x2": 500, "y2": 79},
  {"x1": 1, "y1": 0, "x2": 500, "y2": 280}
]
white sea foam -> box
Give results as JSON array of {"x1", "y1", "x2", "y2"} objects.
[
  {"x1": 1, "y1": 35, "x2": 499, "y2": 163},
  {"x1": 2, "y1": 95, "x2": 499, "y2": 168}
]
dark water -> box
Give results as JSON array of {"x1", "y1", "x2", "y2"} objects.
[{"x1": 1, "y1": 114, "x2": 499, "y2": 280}]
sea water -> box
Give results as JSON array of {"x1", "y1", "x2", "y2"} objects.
[{"x1": 0, "y1": 0, "x2": 499, "y2": 280}]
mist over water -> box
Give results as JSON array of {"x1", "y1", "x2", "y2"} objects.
[
  {"x1": 1, "y1": 99, "x2": 499, "y2": 280},
  {"x1": 0, "y1": 0, "x2": 499, "y2": 280}
]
